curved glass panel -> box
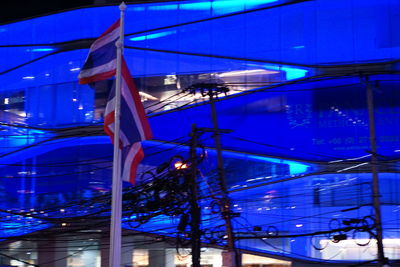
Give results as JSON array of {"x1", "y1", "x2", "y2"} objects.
[{"x1": 0, "y1": 0, "x2": 399, "y2": 264}]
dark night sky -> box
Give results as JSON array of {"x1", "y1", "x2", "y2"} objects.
[
  {"x1": 0, "y1": 0, "x2": 95, "y2": 24},
  {"x1": 0, "y1": 0, "x2": 159, "y2": 24}
]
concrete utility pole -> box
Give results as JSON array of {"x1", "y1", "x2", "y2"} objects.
[
  {"x1": 364, "y1": 76, "x2": 387, "y2": 266},
  {"x1": 185, "y1": 83, "x2": 240, "y2": 267}
]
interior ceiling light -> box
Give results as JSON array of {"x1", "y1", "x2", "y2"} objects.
[
  {"x1": 218, "y1": 69, "x2": 279, "y2": 77},
  {"x1": 139, "y1": 92, "x2": 158, "y2": 100}
]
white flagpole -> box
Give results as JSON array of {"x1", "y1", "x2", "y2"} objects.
[{"x1": 110, "y1": 2, "x2": 126, "y2": 267}]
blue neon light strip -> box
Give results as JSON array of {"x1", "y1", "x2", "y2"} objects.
[
  {"x1": 221, "y1": 150, "x2": 311, "y2": 175},
  {"x1": 129, "y1": 30, "x2": 177, "y2": 41},
  {"x1": 144, "y1": 140, "x2": 311, "y2": 175},
  {"x1": 0, "y1": 136, "x2": 107, "y2": 168},
  {"x1": 267, "y1": 65, "x2": 309, "y2": 80},
  {"x1": 149, "y1": 0, "x2": 278, "y2": 12},
  {"x1": 27, "y1": 47, "x2": 56, "y2": 52},
  {"x1": 0, "y1": 135, "x2": 310, "y2": 179}
]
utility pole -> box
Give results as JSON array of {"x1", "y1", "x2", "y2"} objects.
[
  {"x1": 208, "y1": 89, "x2": 240, "y2": 267},
  {"x1": 185, "y1": 83, "x2": 240, "y2": 267},
  {"x1": 363, "y1": 76, "x2": 387, "y2": 266},
  {"x1": 189, "y1": 123, "x2": 201, "y2": 267}
]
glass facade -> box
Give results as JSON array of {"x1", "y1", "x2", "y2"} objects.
[{"x1": 0, "y1": 0, "x2": 399, "y2": 265}]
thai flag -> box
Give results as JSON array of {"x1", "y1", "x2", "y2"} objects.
[
  {"x1": 78, "y1": 19, "x2": 120, "y2": 84},
  {"x1": 78, "y1": 20, "x2": 152, "y2": 184}
]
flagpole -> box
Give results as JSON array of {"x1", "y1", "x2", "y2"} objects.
[{"x1": 110, "y1": 2, "x2": 126, "y2": 267}]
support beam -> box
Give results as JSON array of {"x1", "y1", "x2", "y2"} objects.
[
  {"x1": 100, "y1": 234, "x2": 110, "y2": 267},
  {"x1": 148, "y1": 249, "x2": 174, "y2": 267},
  {"x1": 37, "y1": 239, "x2": 67, "y2": 267}
]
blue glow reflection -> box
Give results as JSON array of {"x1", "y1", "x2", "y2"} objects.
[
  {"x1": 0, "y1": 124, "x2": 52, "y2": 154},
  {"x1": 0, "y1": 212, "x2": 51, "y2": 238}
]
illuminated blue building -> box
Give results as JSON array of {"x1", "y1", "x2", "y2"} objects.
[{"x1": 0, "y1": 0, "x2": 399, "y2": 266}]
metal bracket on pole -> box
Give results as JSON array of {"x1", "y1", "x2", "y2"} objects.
[{"x1": 197, "y1": 127, "x2": 234, "y2": 134}]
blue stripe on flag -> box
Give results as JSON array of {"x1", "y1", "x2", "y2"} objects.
[
  {"x1": 81, "y1": 40, "x2": 117, "y2": 71},
  {"x1": 120, "y1": 95, "x2": 142, "y2": 144}
]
